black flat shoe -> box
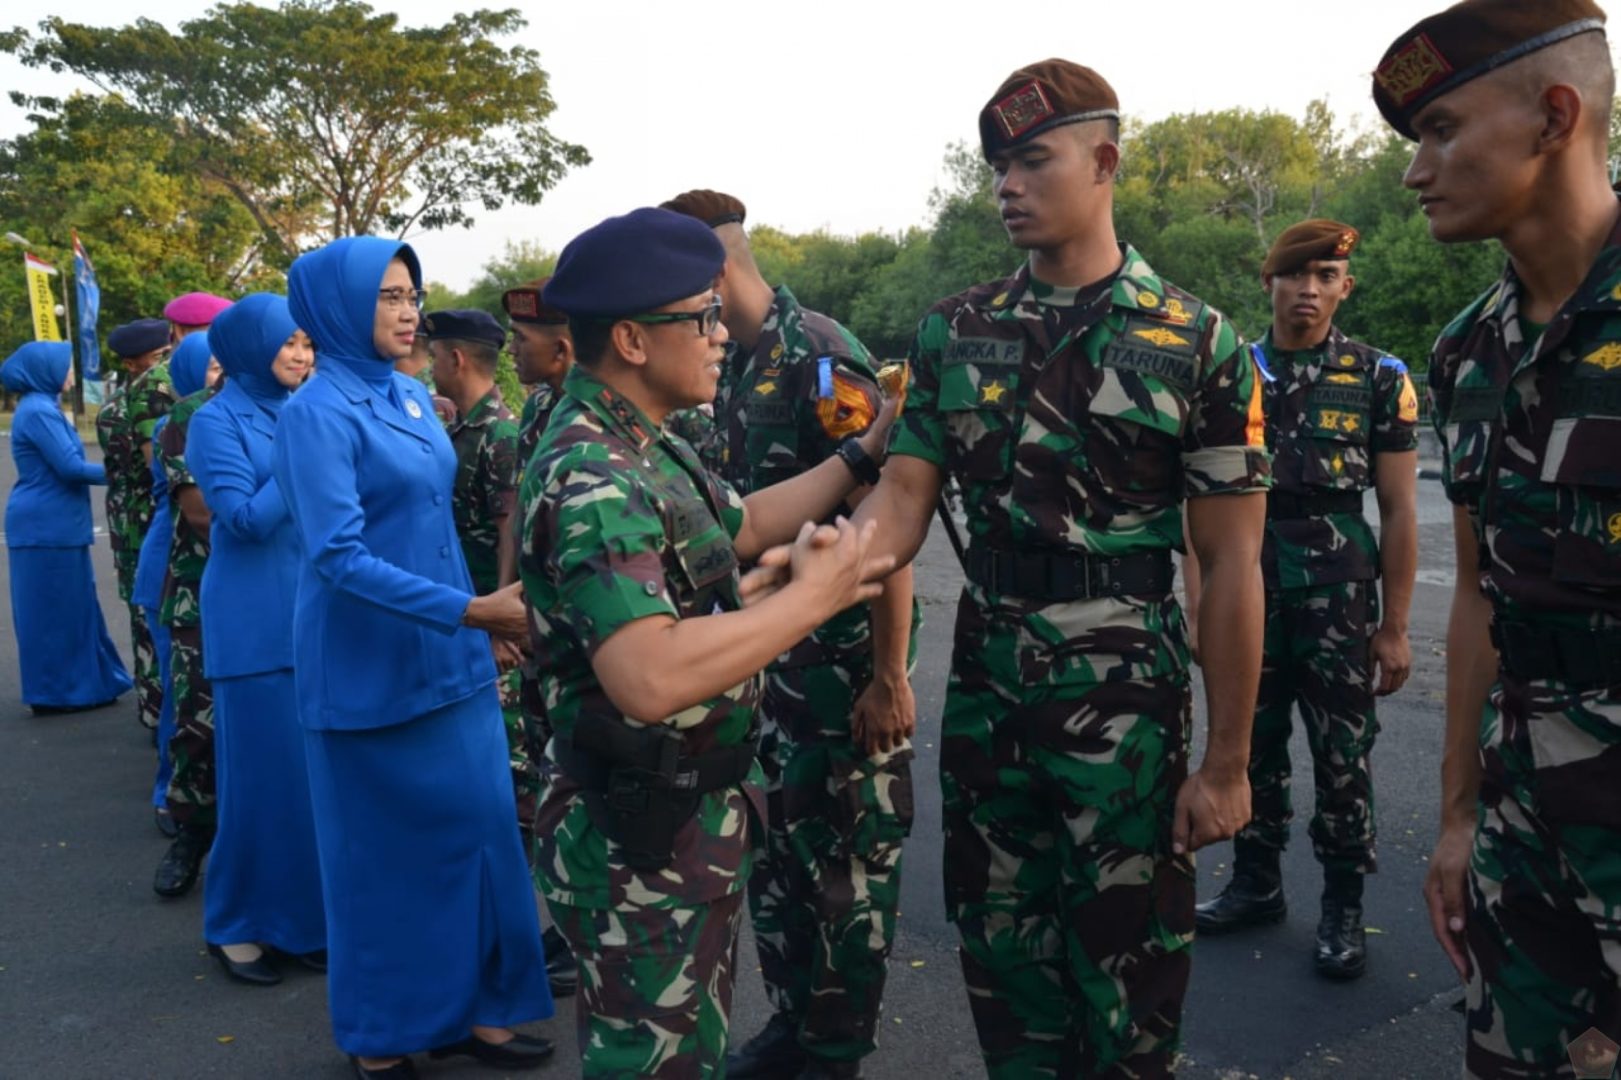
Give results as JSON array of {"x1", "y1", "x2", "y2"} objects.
[
  {"x1": 350, "y1": 1056, "x2": 418, "y2": 1078},
  {"x1": 207, "y1": 943, "x2": 282, "y2": 986},
  {"x1": 429, "y1": 1031, "x2": 555, "y2": 1070},
  {"x1": 154, "y1": 807, "x2": 179, "y2": 839}
]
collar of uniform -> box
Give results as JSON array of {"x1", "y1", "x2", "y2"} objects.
[
  {"x1": 449, "y1": 386, "x2": 502, "y2": 435},
  {"x1": 562, "y1": 365, "x2": 660, "y2": 453},
  {"x1": 1481, "y1": 199, "x2": 1621, "y2": 326},
  {"x1": 1259, "y1": 323, "x2": 1349, "y2": 362}
]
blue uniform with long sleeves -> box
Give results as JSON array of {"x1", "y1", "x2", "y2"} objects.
[
  {"x1": 2, "y1": 341, "x2": 131, "y2": 709},
  {"x1": 273, "y1": 237, "x2": 550, "y2": 1056},
  {"x1": 189, "y1": 294, "x2": 324, "y2": 954}
]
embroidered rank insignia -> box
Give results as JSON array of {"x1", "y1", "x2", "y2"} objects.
[
  {"x1": 1337, "y1": 354, "x2": 1358, "y2": 368},
  {"x1": 991, "y1": 291, "x2": 1010, "y2": 308},
  {"x1": 1130, "y1": 326, "x2": 1195, "y2": 350},
  {"x1": 980, "y1": 380, "x2": 1009, "y2": 405},
  {"x1": 1609, "y1": 512, "x2": 1621, "y2": 544},
  {"x1": 991, "y1": 80, "x2": 1055, "y2": 141},
  {"x1": 1612, "y1": 282, "x2": 1621, "y2": 301},
  {"x1": 770, "y1": 343, "x2": 785, "y2": 361},
  {"x1": 754, "y1": 380, "x2": 777, "y2": 397},
  {"x1": 762, "y1": 367, "x2": 780, "y2": 378},
  {"x1": 1583, "y1": 343, "x2": 1621, "y2": 371},
  {"x1": 1398, "y1": 375, "x2": 1419, "y2": 423},
  {"x1": 815, "y1": 370, "x2": 877, "y2": 439},
  {"x1": 1375, "y1": 32, "x2": 1453, "y2": 107},
  {"x1": 1160, "y1": 298, "x2": 1196, "y2": 327},
  {"x1": 1332, "y1": 452, "x2": 1345, "y2": 475},
  {"x1": 1325, "y1": 372, "x2": 1359, "y2": 385},
  {"x1": 1136, "y1": 291, "x2": 1160, "y2": 309}
]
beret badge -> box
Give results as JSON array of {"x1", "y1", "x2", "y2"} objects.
[
  {"x1": 992, "y1": 81, "x2": 1057, "y2": 142},
  {"x1": 1375, "y1": 33, "x2": 1454, "y2": 107}
]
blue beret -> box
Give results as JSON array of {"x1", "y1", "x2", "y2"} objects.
[
  {"x1": 544, "y1": 207, "x2": 725, "y2": 320},
  {"x1": 421, "y1": 308, "x2": 505, "y2": 348},
  {"x1": 107, "y1": 318, "x2": 171, "y2": 358}
]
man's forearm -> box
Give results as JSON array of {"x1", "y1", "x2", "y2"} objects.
[
  {"x1": 868, "y1": 563, "x2": 914, "y2": 677},
  {"x1": 496, "y1": 514, "x2": 517, "y2": 590},
  {"x1": 1196, "y1": 553, "x2": 1265, "y2": 773},
  {"x1": 1377, "y1": 505, "x2": 1418, "y2": 632},
  {"x1": 738, "y1": 455, "x2": 859, "y2": 559},
  {"x1": 1442, "y1": 581, "x2": 1494, "y2": 827}
]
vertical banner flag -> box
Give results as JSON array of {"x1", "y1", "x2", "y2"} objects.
[
  {"x1": 73, "y1": 232, "x2": 101, "y2": 389},
  {"x1": 24, "y1": 253, "x2": 61, "y2": 342}
]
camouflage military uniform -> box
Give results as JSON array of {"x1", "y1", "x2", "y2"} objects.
[
  {"x1": 1430, "y1": 214, "x2": 1621, "y2": 1078},
  {"x1": 158, "y1": 385, "x2": 219, "y2": 831},
  {"x1": 445, "y1": 387, "x2": 535, "y2": 832},
  {"x1": 515, "y1": 381, "x2": 563, "y2": 761},
  {"x1": 1241, "y1": 327, "x2": 1419, "y2": 878},
  {"x1": 96, "y1": 378, "x2": 161, "y2": 728},
  {"x1": 522, "y1": 366, "x2": 764, "y2": 1078},
  {"x1": 118, "y1": 363, "x2": 178, "y2": 727},
  {"x1": 675, "y1": 284, "x2": 917, "y2": 1066},
  {"x1": 517, "y1": 381, "x2": 560, "y2": 470},
  {"x1": 890, "y1": 248, "x2": 1270, "y2": 1078}
]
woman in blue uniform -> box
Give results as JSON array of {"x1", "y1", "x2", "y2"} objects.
[
  {"x1": 3, "y1": 341, "x2": 131, "y2": 713},
  {"x1": 134, "y1": 335, "x2": 213, "y2": 831},
  {"x1": 188, "y1": 293, "x2": 325, "y2": 985},
  {"x1": 273, "y1": 237, "x2": 553, "y2": 1079}
]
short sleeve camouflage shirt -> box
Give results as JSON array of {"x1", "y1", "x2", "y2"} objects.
[
  {"x1": 157, "y1": 385, "x2": 219, "y2": 628},
  {"x1": 1429, "y1": 208, "x2": 1621, "y2": 632},
  {"x1": 516, "y1": 382, "x2": 561, "y2": 473},
  {"x1": 1255, "y1": 325, "x2": 1419, "y2": 588},
  {"x1": 446, "y1": 387, "x2": 520, "y2": 596},
  {"x1": 521, "y1": 364, "x2": 762, "y2": 909}
]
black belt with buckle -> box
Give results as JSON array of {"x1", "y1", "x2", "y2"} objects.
[
  {"x1": 965, "y1": 545, "x2": 1174, "y2": 602},
  {"x1": 1266, "y1": 490, "x2": 1364, "y2": 519}
]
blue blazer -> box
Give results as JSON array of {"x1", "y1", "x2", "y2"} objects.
[
  {"x1": 271, "y1": 358, "x2": 496, "y2": 731},
  {"x1": 188, "y1": 380, "x2": 298, "y2": 679},
  {"x1": 5, "y1": 392, "x2": 105, "y2": 547}
]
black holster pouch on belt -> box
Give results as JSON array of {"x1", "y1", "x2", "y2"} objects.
[{"x1": 555, "y1": 720, "x2": 757, "y2": 872}]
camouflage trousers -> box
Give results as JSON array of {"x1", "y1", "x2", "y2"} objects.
[
  {"x1": 126, "y1": 597, "x2": 160, "y2": 730},
  {"x1": 747, "y1": 659, "x2": 913, "y2": 1064},
  {"x1": 1464, "y1": 672, "x2": 1621, "y2": 1079},
  {"x1": 943, "y1": 641, "x2": 1194, "y2": 1079},
  {"x1": 500, "y1": 666, "x2": 540, "y2": 839},
  {"x1": 550, "y1": 889, "x2": 745, "y2": 1078},
  {"x1": 163, "y1": 627, "x2": 216, "y2": 831},
  {"x1": 1239, "y1": 578, "x2": 1380, "y2": 877}
]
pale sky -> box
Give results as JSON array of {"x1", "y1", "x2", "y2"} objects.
[{"x1": 4, "y1": 1, "x2": 1615, "y2": 290}]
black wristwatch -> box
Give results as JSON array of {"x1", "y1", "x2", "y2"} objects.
[{"x1": 836, "y1": 437, "x2": 881, "y2": 486}]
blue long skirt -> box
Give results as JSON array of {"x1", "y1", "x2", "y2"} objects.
[
  {"x1": 145, "y1": 610, "x2": 174, "y2": 808},
  {"x1": 7, "y1": 546, "x2": 132, "y2": 709},
  {"x1": 205, "y1": 670, "x2": 325, "y2": 953},
  {"x1": 302, "y1": 686, "x2": 553, "y2": 1056}
]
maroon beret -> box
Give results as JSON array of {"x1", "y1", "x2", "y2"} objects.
[
  {"x1": 502, "y1": 276, "x2": 568, "y2": 325},
  {"x1": 1373, "y1": 0, "x2": 1607, "y2": 140},
  {"x1": 660, "y1": 190, "x2": 748, "y2": 229},
  {"x1": 163, "y1": 292, "x2": 233, "y2": 328},
  {"x1": 1263, "y1": 220, "x2": 1360, "y2": 277},
  {"x1": 979, "y1": 60, "x2": 1119, "y2": 158}
]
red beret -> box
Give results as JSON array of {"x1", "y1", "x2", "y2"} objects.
[
  {"x1": 979, "y1": 59, "x2": 1119, "y2": 158},
  {"x1": 1263, "y1": 220, "x2": 1360, "y2": 277},
  {"x1": 1373, "y1": 0, "x2": 1607, "y2": 139},
  {"x1": 163, "y1": 291, "x2": 233, "y2": 327},
  {"x1": 502, "y1": 276, "x2": 568, "y2": 325},
  {"x1": 660, "y1": 190, "x2": 748, "y2": 229}
]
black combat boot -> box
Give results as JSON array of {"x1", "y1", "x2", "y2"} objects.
[
  {"x1": 726, "y1": 1012, "x2": 805, "y2": 1079},
  {"x1": 797, "y1": 1057, "x2": 862, "y2": 1079},
  {"x1": 541, "y1": 925, "x2": 578, "y2": 997},
  {"x1": 1315, "y1": 871, "x2": 1367, "y2": 980},
  {"x1": 153, "y1": 825, "x2": 212, "y2": 898},
  {"x1": 1194, "y1": 840, "x2": 1286, "y2": 934}
]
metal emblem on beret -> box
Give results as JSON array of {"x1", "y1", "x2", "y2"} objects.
[
  {"x1": 993, "y1": 80, "x2": 1056, "y2": 141},
  {"x1": 1376, "y1": 32, "x2": 1453, "y2": 107},
  {"x1": 1334, "y1": 231, "x2": 1356, "y2": 257},
  {"x1": 405, "y1": 398, "x2": 423, "y2": 419},
  {"x1": 507, "y1": 292, "x2": 539, "y2": 318},
  {"x1": 1584, "y1": 343, "x2": 1621, "y2": 371}
]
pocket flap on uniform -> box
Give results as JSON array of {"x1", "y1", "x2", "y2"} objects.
[{"x1": 1542, "y1": 416, "x2": 1621, "y2": 488}]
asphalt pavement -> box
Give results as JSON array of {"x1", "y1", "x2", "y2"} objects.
[{"x1": 0, "y1": 440, "x2": 1470, "y2": 1079}]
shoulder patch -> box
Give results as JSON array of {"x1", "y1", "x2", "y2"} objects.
[{"x1": 1378, "y1": 355, "x2": 1409, "y2": 374}]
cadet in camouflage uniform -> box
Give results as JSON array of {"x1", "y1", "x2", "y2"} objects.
[
  {"x1": 850, "y1": 62, "x2": 1272, "y2": 1078},
  {"x1": 152, "y1": 356, "x2": 223, "y2": 899},
  {"x1": 1374, "y1": 4, "x2": 1621, "y2": 1076},
  {"x1": 522, "y1": 208, "x2": 898, "y2": 1079},
  {"x1": 504, "y1": 277, "x2": 576, "y2": 471},
  {"x1": 662, "y1": 190, "x2": 918, "y2": 1080},
  {"x1": 97, "y1": 318, "x2": 172, "y2": 730},
  {"x1": 1192, "y1": 220, "x2": 1419, "y2": 981},
  {"x1": 421, "y1": 308, "x2": 537, "y2": 835}
]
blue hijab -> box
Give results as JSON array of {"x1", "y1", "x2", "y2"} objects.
[
  {"x1": 1, "y1": 341, "x2": 72, "y2": 396},
  {"x1": 288, "y1": 236, "x2": 421, "y2": 389},
  {"x1": 170, "y1": 333, "x2": 215, "y2": 398},
  {"x1": 208, "y1": 293, "x2": 298, "y2": 415}
]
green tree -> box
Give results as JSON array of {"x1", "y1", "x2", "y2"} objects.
[
  {"x1": 0, "y1": 92, "x2": 267, "y2": 355},
  {"x1": 6, "y1": 1, "x2": 589, "y2": 268}
]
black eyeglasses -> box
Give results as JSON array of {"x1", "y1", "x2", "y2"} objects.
[
  {"x1": 379, "y1": 287, "x2": 428, "y2": 311},
  {"x1": 623, "y1": 295, "x2": 723, "y2": 337}
]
